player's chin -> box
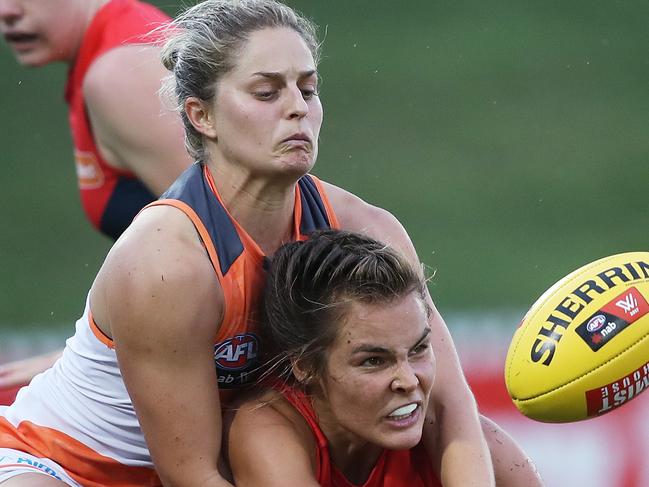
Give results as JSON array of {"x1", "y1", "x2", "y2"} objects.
[
  {"x1": 13, "y1": 49, "x2": 53, "y2": 67},
  {"x1": 377, "y1": 413, "x2": 425, "y2": 450},
  {"x1": 378, "y1": 429, "x2": 424, "y2": 451},
  {"x1": 276, "y1": 152, "x2": 316, "y2": 176}
]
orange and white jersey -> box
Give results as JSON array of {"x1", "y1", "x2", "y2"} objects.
[
  {"x1": 0, "y1": 163, "x2": 339, "y2": 485},
  {"x1": 149, "y1": 162, "x2": 340, "y2": 403},
  {"x1": 0, "y1": 297, "x2": 161, "y2": 486}
]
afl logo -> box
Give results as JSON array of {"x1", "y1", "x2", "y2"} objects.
[
  {"x1": 214, "y1": 334, "x2": 260, "y2": 371},
  {"x1": 586, "y1": 314, "x2": 607, "y2": 333}
]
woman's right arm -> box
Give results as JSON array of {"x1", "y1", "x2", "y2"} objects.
[
  {"x1": 0, "y1": 350, "x2": 62, "y2": 391},
  {"x1": 227, "y1": 396, "x2": 320, "y2": 487},
  {"x1": 91, "y1": 205, "x2": 232, "y2": 487}
]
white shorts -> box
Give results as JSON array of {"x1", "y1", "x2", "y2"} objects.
[{"x1": 0, "y1": 449, "x2": 81, "y2": 486}]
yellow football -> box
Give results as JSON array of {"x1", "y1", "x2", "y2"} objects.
[{"x1": 505, "y1": 251, "x2": 649, "y2": 422}]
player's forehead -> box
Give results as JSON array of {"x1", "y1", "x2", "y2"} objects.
[
  {"x1": 226, "y1": 27, "x2": 317, "y2": 82},
  {"x1": 334, "y1": 293, "x2": 429, "y2": 352}
]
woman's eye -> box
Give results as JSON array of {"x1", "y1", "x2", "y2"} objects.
[
  {"x1": 301, "y1": 88, "x2": 317, "y2": 100},
  {"x1": 411, "y1": 342, "x2": 430, "y2": 356},
  {"x1": 361, "y1": 356, "x2": 384, "y2": 367},
  {"x1": 254, "y1": 91, "x2": 276, "y2": 100}
]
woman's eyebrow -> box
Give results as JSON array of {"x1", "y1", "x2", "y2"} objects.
[
  {"x1": 351, "y1": 344, "x2": 391, "y2": 355},
  {"x1": 411, "y1": 328, "x2": 432, "y2": 349},
  {"x1": 351, "y1": 328, "x2": 431, "y2": 355},
  {"x1": 251, "y1": 69, "x2": 317, "y2": 81}
]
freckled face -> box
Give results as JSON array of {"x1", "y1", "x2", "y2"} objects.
[
  {"x1": 208, "y1": 27, "x2": 323, "y2": 179},
  {"x1": 313, "y1": 292, "x2": 436, "y2": 452},
  {"x1": 0, "y1": 0, "x2": 92, "y2": 66}
]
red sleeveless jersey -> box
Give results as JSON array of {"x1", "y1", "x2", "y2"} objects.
[
  {"x1": 65, "y1": 0, "x2": 170, "y2": 240},
  {"x1": 280, "y1": 385, "x2": 442, "y2": 487}
]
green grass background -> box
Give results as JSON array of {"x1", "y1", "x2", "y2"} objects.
[{"x1": 2, "y1": 0, "x2": 649, "y2": 331}]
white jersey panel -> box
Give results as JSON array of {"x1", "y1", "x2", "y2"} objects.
[{"x1": 1, "y1": 296, "x2": 151, "y2": 467}]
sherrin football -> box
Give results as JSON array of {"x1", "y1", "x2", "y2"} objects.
[{"x1": 505, "y1": 252, "x2": 649, "y2": 423}]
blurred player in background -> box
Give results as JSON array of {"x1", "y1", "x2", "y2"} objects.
[{"x1": 0, "y1": 0, "x2": 192, "y2": 392}]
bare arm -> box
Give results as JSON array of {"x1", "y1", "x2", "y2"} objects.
[
  {"x1": 227, "y1": 395, "x2": 321, "y2": 487},
  {"x1": 327, "y1": 183, "x2": 495, "y2": 486},
  {"x1": 84, "y1": 45, "x2": 191, "y2": 196},
  {"x1": 91, "y1": 206, "x2": 231, "y2": 487},
  {"x1": 482, "y1": 416, "x2": 544, "y2": 486},
  {"x1": 0, "y1": 350, "x2": 61, "y2": 390}
]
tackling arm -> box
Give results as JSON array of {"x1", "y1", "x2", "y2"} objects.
[
  {"x1": 378, "y1": 215, "x2": 496, "y2": 487},
  {"x1": 326, "y1": 183, "x2": 494, "y2": 486},
  {"x1": 92, "y1": 206, "x2": 232, "y2": 487}
]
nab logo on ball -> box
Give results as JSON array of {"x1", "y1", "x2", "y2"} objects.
[
  {"x1": 214, "y1": 334, "x2": 260, "y2": 389},
  {"x1": 575, "y1": 287, "x2": 649, "y2": 352},
  {"x1": 527, "y1": 262, "x2": 649, "y2": 366}
]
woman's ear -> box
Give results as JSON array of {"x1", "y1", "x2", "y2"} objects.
[
  {"x1": 290, "y1": 358, "x2": 311, "y2": 384},
  {"x1": 292, "y1": 357, "x2": 328, "y2": 398},
  {"x1": 184, "y1": 96, "x2": 218, "y2": 138}
]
